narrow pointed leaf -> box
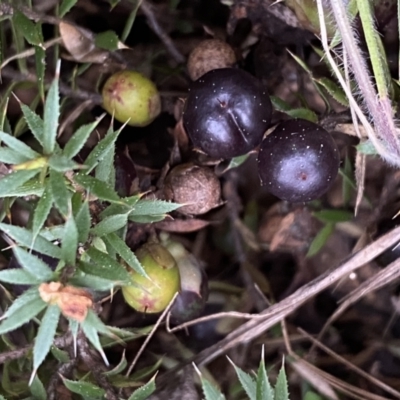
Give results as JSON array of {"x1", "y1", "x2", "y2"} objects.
[
  {"x1": 306, "y1": 223, "x2": 335, "y2": 258},
  {"x1": 84, "y1": 129, "x2": 119, "y2": 173},
  {"x1": 30, "y1": 374, "x2": 47, "y2": 400},
  {"x1": 0, "y1": 131, "x2": 40, "y2": 159},
  {"x1": 84, "y1": 247, "x2": 131, "y2": 283},
  {"x1": 90, "y1": 214, "x2": 127, "y2": 236},
  {"x1": 32, "y1": 183, "x2": 53, "y2": 238},
  {"x1": 128, "y1": 375, "x2": 157, "y2": 400},
  {"x1": 129, "y1": 214, "x2": 166, "y2": 223},
  {"x1": 104, "y1": 233, "x2": 148, "y2": 277},
  {"x1": 0, "y1": 297, "x2": 46, "y2": 335},
  {"x1": 130, "y1": 199, "x2": 181, "y2": 216},
  {"x1": 1, "y1": 287, "x2": 41, "y2": 320},
  {"x1": 0, "y1": 169, "x2": 40, "y2": 197},
  {"x1": 43, "y1": 77, "x2": 60, "y2": 154},
  {"x1": 230, "y1": 361, "x2": 256, "y2": 400},
  {"x1": 13, "y1": 246, "x2": 53, "y2": 280},
  {"x1": 49, "y1": 169, "x2": 69, "y2": 216},
  {"x1": 71, "y1": 269, "x2": 116, "y2": 291},
  {"x1": 62, "y1": 215, "x2": 78, "y2": 266},
  {"x1": 201, "y1": 378, "x2": 226, "y2": 400},
  {"x1": 74, "y1": 173, "x2": 120, "y2": 202},
  {"x1": 63, "y1": 119, "x2": 101, "y2": 159},
  {"x1": 0, "y1": 223, "x2": 61, "y2": 258},
  {"x1": 100, "y1": 194, "x2": 141, "y2": 218},
  {"x1": 74, "y1": 200, "x2": 91, "y2": 243},
  {"x1": 48, "y1": 154, "x2": 80, "y2": 172},
  {"x1": 33, "y1": 305, "x2": 61, "y2": 371},
  {"x1": 59, "y1": 0, "x2": 78, "y2": 17},
  {"x1": 62, "y1": 378, "x2": 105, "y2": 398},
  {"x1": 0, "y1": 269, "x2": 41, "y2": 285},
  {"x1": 95, "y1": 144, "x2": 115, "y2": 186},
  {"x1": 104, "y1": 352, "x2": 127, "y2": 376},
  {"x1": 20, "y1": 104, "x2": 44, "y2": 146},
  {"x1": 13, "y1": 10, "x2": 43, "y2": 46},
  {"x1": 313, "y1": 210, "x2": 353, "y2": 224},
  {"x1": 95, "y1": 30, "x2": 119, "y2": 51},
  {"x1": 0, "y1": 148, "x2": 31, "y2": 164},
  {"x1": 35, "y1": 45, "x2": 46, "y2": 101},
  {"x1": 256, "y1": 359, "x2": 273, "y2": 400},
  {"x1": 274, "y1": 363, "x2": 289, "y2": 400},
  {"x1": 80, "y1": 310, "x2": 109, "y2": 365},
  {"x1": 5, "y1": 177, "x2": 44, "y2": 197}
]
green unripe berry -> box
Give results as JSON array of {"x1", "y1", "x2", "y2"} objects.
[
  {"x1": 121, "y1": 243, "x2": 180, "y2": 313},
  {"x1": 102, "y1": 70, "x2": 161, "y2": 127}
]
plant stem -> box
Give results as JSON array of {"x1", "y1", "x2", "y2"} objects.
[{"x1": 328, "y1": 0, "x2": 400, "y2": 165}]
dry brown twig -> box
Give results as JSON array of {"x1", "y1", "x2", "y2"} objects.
[
  {"x1": 299, "y1": 328, "x2": 400, "y2": 399},
  {"x1": 139, "y1": 0, "x2": 185, "y2": 64}
]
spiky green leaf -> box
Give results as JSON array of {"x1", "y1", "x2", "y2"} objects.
[
  {"x1": 230, "y1": 360, "x2": 256, "y2": 400},
  {"x1": 0, "y1": 131, "x2": 40, "y2": 159},
  {"x1": 33, "y1": 305, "x2": 61, "y2": 371},
  {"x1": 1, "y1": 287, "x2": 41, "y2": 320},
  {"x1": 104, "y1": 233, "x2": 148, "y2": 277},
  {"x1": 62, "y1": 379, "x2": 105, "y2": 399},
  {"x1": 32, "y1": 183, "x2": 53, "y2": 238},
  {"x1": 0, "y1": 169, "x2": 40, "y2": 197},
  {"x1": 49, "y1": 169, "x2": 69, "y2": 216},
  {"x1": 128, "y1": 375, "x2": 157, "y2": 400},
  {"x1": 74, "y1": 173, "x2": 120, "y2": 203},
  {"x1": 63, "y1": 119, "x2": 101, "y2": 159},
  {"x1": 43, "y1": 76, "x2": 60, "y2": 154},
  {"x1": 62, "y1": 215, "x2": 78, "y2": 266},
  {"x1": 0, "y1": 269, "x2": 41, "y2": 285},
  {"x1": 84, "y1": 129, "x2": 119, "y2": 173},
  {"x1": 13, "y1": 247, "x2": 53, "y2": 280},
  {"x1": 274, "y1": 363, "x2": 289, "y2": 400},
  {"x1": 90, "y1": 214, "x2": 128, "y2": 236},
  {"x1": 0, "y1": 223, "x2": 61, "y2": 258},
  {"x1": 84, "y1": 247, "x2": 131, "y2": 283},
  {"x1": 0, "y1": 297, "x2": 46, "y2": 335},
  {"x1": 20, "y1": 104, "x2": 44, "y2": 146}
]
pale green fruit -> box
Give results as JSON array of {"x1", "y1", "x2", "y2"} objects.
[
  {"x1": 102, "y1": 70, "x2": 161, "y2": 127},
  {"x1": 121, "y1": 243, "x2": 180, "y2": 313}
]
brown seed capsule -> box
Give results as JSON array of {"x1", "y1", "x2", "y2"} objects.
[
  {"x1": 187, "y1": 39, "x2": 236, "y2": 81},
  {"x1": 164, "y1": 163, "x2": 221, "y2": 215}
]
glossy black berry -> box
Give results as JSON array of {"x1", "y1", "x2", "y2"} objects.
[
  {"x1": 257, "y1": 119, "x2": 340, "y2": 203},
  {"x1": 183, "y1": 68, "x2": 272, "y2": 159}
]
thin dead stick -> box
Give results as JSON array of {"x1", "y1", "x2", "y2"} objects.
[
  {"x1": 156, "y1": 225, "x2": 400, "y2": 386},
  {"x1": 166, "y1": 310, "x2": 266, "y2": 333},
  {"x1": 140, "y1": 1, "x2": 185, "y2": 64},
  {"x1": 299, "y1": 328, "x2": 400, "y2": 399},
  {"x1": 293, "y1": 356, "x2": 389, "y2": 400},
  {"x1": 310, "y1": 257, "x2": 400, "y2": 355},
  {"x1": 0, "y1": 37, "x2": 62, "y2": 71},
  {"x1": 125, "y1": 292, "x2": 178, "y2": 377}
]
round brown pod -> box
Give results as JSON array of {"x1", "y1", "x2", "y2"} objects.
[
  {"x1": 164, "y1": 163, "x2": 221, "y2": 215},
  {"x1": 257, "y1": 119, "x2": 340, "y2": 203},
  {"x1": 187, "y1": 39, "x2": 236, "y2": 81},
  {"x1": 183, "y1": 68, "x2": 272, "y2": 159}
]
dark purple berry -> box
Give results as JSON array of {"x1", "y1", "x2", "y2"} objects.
[
  {"x1": 257, "y1": 119, "x2": 340, "y2": 203},
  {"x1": 183, "y1": 68, "x2": 272, "y2": 159}
]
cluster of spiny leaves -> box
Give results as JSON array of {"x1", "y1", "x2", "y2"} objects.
[
  {"x1": 199, "y1": 356, "x2": 290, "y2": 400},
  {"x1": 0, "y1": 68, "x2": 181, "y2": 397}
]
